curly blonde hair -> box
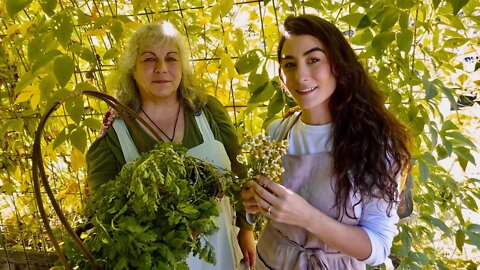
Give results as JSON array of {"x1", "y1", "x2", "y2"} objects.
[{"x1": 111, "y1": 21, "x2": 206, "y2": 112}]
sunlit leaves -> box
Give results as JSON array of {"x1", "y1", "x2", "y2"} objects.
[
  {"x1": 6, "y1": 0, "x2": 33, "y2": 17},
  {"x1": 53, "y1": 55, "x2": 74, "y2": 88},
  {"x1": 52, "y1": 12, "x2": 73, "y2": 49}
]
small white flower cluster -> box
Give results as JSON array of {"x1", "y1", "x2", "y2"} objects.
[{"x1": 237, "y1": 130, "x2": 288, "y2": 183}]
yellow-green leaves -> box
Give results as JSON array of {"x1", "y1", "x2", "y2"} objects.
[
  {"x1": 6, "y1": 0, "x2": 33, "y2": 17},
  {"x1": 53, "y1": 55, "x2": 74, "y2": 88}
]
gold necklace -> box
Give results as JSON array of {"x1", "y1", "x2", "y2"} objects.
[{"x1": 141, "y1": 104, "x2": 181, "y2": 142}]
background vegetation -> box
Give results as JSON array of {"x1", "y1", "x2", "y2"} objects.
[{"x1": 0, "y1": 0, "x2": 479, "y2": 268}]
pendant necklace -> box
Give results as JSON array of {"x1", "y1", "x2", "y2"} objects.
[{"x1": 140, "y1": 103, "x2": 181, "y2": 142}]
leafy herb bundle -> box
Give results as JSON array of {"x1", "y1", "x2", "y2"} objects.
[{"x1": 65, "y1": 143, "x2": 234, "y2": 269}]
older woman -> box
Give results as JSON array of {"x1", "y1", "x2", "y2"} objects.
[{"x1": 86, "y1": 22, "x2": 255, "y2": 269}]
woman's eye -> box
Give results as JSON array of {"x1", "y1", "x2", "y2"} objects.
[
  {"x1": 308, "y1": 58, "x2": 320, "y2": 64},
  {"x1": 167, "y1": 57, "x2": 178, "y2": 62},
  {"x1": 144, "y1": 57, "x2": 156, "y2": 62},
  {"x1": 282, "y1": 62, "x2": 295, "y2": 68}
]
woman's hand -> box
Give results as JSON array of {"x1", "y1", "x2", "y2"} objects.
[
  {"x1": 241, "y1": 180, "x2": 261, "y2": 214},
  {"x1": 251, "y1": 175, "x2": 314, "y2": 228},
  {"x1": 237, "y1": 229, "x2": 256, "y2": 269}
]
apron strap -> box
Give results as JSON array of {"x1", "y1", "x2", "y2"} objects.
[
  {"x1": 271, "y1": 111, "x2": 302, "y2": 141},
  {"x1": 193, "y1": 111, "x2": 215, "y2": 141},
  {"x1": 112, "y1": 118, "x2": 140, "y2": 163}
]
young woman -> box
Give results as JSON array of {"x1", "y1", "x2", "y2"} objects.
[
  {"x1": 86, "y1": 22, "x2": 256, "y2": 269},
  {"x1": 242, "y1": 14, "x2": 411, "y2": 269}
]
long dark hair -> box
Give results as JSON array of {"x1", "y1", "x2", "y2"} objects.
[{"x1": 278, "y1": 14, "x2": 412, "y2": 217}]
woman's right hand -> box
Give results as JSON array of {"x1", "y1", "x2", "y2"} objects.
[{"x1": 241, "y1": 180, "x2": 260, "y2": 214}]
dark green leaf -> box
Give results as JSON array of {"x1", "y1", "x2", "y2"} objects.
[
  {"x1": 83, "y1": 118, "x2": 102, "y2": 131},
  {"x1": 410, "y1": 251, "x2": 430, "y2": 265},
  {"x1": 350, "y1": 28, "x2": 374, "y2": 45},
  {"x1": 436, "y1": 145, "x2": 449, "y2": 160},
  {"x1": 70, "y1": 128, "x2": 87, "y2": 152},
  {"x1": 371, "y1": 31, "x2": 395, "y2": 57},
  {"x1": 6, "y1": 0, "x2": 33, "y2": 17},
  {"x1": 465, "y1": 230, "x2": 480, "y2": 249},
  {"x1": 304, "y1": 0, "x2": 324, "y2": 10},
  {"x1": 454, "y1": 147, "x2": 476, "y2": 166},
  {"x1": 464, "y1": 194, "x2": 478, "y2": 212},
  {"x1": 235, "y1": 50, "x2": 261, "y2": 75},
  {"x1": 39, "y1": 75, "x2": 56, "y2": 104},
  {"x1": 432, "y1": 0, "x2": 441, "y2": 9},
  {"x1": 422, "y1": 215, "x2": 451, "y2": 236},
  {"x1": 74, "y1": 82, "x2": 98, "y2": 92},
  {"x1": 423, "y1": 77, "x2": 438, "y2": 100},
  {"x1": 358, "y1": 15, "x2": 372, "y2": 28},
  {"x1": 53, "y1": 55, "x2": 74, "y2": 87},
  {"x1": 340, "y1": 13, "x2": 365, "y2": 28},
  {"x1": 267, "y1": 85, "x2": 285, "y2": 120},
  {"x1": 104, "y1": 47, "x2": 120, "y2": 60},
  {"x1": 65, "y1": 96, "x2": 84, "y2": 124},
  {"x1": 39, "y1": 0, "x2": 57, "y2": 16},
  {"x1": 396, "y1": 0, "x2": 415, "y2": 9},
  {"x1": 109, "y1": 19, "x2": 124, "y2": 42},
  {"x1": 397, "y1": 29, "x2": 413, "y2": 52},
  {"x1": 52, "y1": 12, "x2": 73, "y2": 49},
  {"x1": 450, "y1": 0, "x2": 470, "y2": 15},
  {"x1": 455, "y1": 230, "x2": 465, "y2": 251},
  {"x1": 454, "y1": 206, "x2": 465, "y2": 226},
  {"x1": 249, "y1": 81, "x2": 275, "y2": 104},
  {"x1": 381, "y1": 8, "x2": 399, "y2": 31},
  {"x1": 467, "y1": 224, "x2": 480, "y2": 233},
  {"x1": 418, "y1": 159, "x2": 429, "y2": 182},
  {"x1": 437, "y1": 82, "x2": 458, "y2": 111},
  {"x1": 399, "y1": 11, "x2": 410, "y2": 29},
  {"x1": 31, "y1": 50, "x2": 62, "y2": 73},
  {"x1": 445, "y1": 131, "x2": 476, "y2": 148},
  {"x1": 351, "y1": 0, "x2": 372, "y2": 8},
  {"x1": 52, "y1": 127, "x2": 69, "y2": 150},
  {"x1": 80, "y1": 48, "x2": 97, "y2": 64}
]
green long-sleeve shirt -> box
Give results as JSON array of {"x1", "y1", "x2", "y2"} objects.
[{"x1": 86, "y1": 95, "x2": 252, "y2": 230}]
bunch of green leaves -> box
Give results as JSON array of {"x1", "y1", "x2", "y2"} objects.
[{"x1": 64, "y1": 143, "x2": 234, "y2": 270}]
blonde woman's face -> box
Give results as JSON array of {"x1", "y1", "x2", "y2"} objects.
[{"x1": 134, "y1": 41, "x2": 182, "y2": 103}]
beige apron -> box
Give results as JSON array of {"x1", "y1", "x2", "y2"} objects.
[
  {"x1": 256, "y1": 153, "x2": 365, "y2": 270},
  {"x1": 113, "y1": 112, "x2": 242, "y2": 270}
]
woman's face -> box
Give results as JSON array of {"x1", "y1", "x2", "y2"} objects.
[
  {"x1": 134, "y1": 41, "x2": 182, "y2": 103},
  {"x1": 280, "y1": 34, "x2": 336, "y2": 118}
]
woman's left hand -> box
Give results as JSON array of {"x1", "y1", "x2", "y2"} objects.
[
  {"x1": 237, "y1": 229, "x2": 256, "y2": 268},
  {"x1": 252, "y1": 175, "x2": 313, "y2": 228}
]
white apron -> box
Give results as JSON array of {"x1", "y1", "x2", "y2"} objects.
[{"x1": 112, "y1": 112, "x2": 242, "y2": 270}]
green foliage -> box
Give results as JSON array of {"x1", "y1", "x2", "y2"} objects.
[
  {"x1": 67, "y1": 143, "x2": 234, "y2": 269},
  {"x1": 0, "y1": 0, "x2": 479, "y2": 268}
]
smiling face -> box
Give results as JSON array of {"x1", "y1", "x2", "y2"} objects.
[
  {"x1": 280, "y1": 34, "x2": 336, "y2": 123},
  {"x1": 134, "y1": 41, "x2": 182, "y2": 103}
]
